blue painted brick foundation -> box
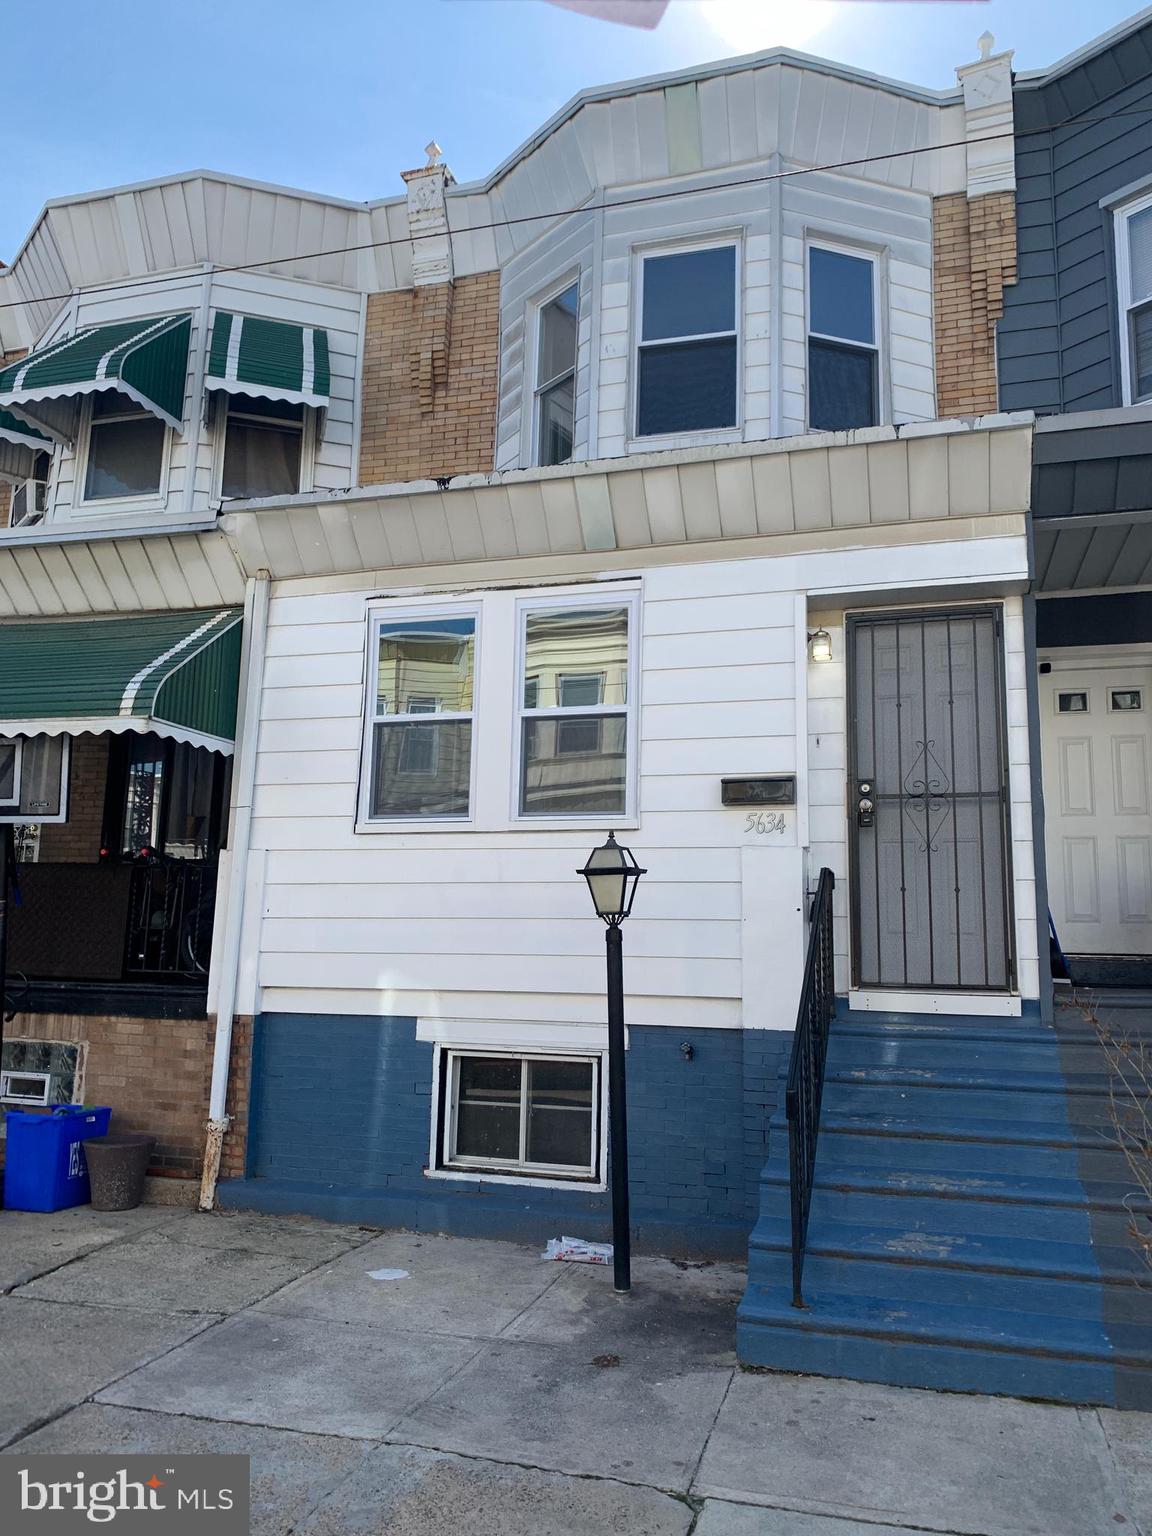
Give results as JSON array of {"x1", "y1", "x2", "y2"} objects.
[{"x1": 219, "y1": 1013, "x2": 789, "y2": 1258}]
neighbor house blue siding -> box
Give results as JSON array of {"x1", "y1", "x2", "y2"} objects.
[
  {"x1": 1000, "y1": 24, "x2": 1152, "y2": 414},
  {"x1": 221, "y1": 1013, "x2": 789, "y2": 1259}
]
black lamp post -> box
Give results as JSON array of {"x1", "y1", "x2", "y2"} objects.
[{"x1": 578, "y1": 831, "x2": 645, "y2": 1293}]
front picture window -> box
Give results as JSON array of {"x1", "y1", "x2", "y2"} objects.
[
  {"x1": 518, "y1": 604, "x2": 630, "y2": 816},
  {"x1": 220, "y1": 395, "x2": 304, "y2": 500},
  {"x1": 368, "y1": 615, "x2": 476, "y2": 819},
  {"x1": 636, "y1": 244, "x2": 737, "y2": 437},
  {"x1": 807, "y1": 245, "x2": 879, "y2": 432},
  {"x1": 535, "y1": 284, "x2": 579, "y2": 466},
  {"x1": 84, "y1": 391, "x2": 165, "y2": 501},
  {"x1": 443, "y1": 1052, "x2": 599, "y2": 1178}
]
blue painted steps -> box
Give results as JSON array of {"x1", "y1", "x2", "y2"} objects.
[{"x1": 736, "y1": 1010, "x2": 1152, "y2": 1408}]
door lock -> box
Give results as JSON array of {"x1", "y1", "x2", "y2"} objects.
[{"x1": 857, "y1": 780, "x2": 875, "y2": 828}]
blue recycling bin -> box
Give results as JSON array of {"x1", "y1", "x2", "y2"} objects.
[{"x1": 3, "y1": 1106, "x2": 113, "y2": 1212}]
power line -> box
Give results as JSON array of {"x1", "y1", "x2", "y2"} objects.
[{"x1": 3, "y1": 104, "x2": 1152, "y2": 316}]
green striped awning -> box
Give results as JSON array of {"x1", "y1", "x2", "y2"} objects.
[
  {"x1": 0, "y1": 609, "x2": 243, "y2": 754},
  {"x1": 0, "y1": 408, "x2": 51, "y2": 483},
  {"x1": 205, "y1": 312, "x2": 331, "y2": 409},
  {"x1": 0, "y1": 314, "x2": 192, "y2": 445}
]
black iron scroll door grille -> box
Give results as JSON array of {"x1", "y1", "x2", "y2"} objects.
[{"x1": 848, "y1": 608, "x2": 1014, "y2": 992}]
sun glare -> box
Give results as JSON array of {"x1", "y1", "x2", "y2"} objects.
[{"x1": 694, "y1": 0, "x2": 841, "y2": 55}]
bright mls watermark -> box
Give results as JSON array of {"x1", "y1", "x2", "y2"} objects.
[{"x1": 0, "y1": 1457, "x2": 250, "y2": 1535}]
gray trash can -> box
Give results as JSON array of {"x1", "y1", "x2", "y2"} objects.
[{"x1": 81, "y1": 1134, "x2": 156, "y2": 1211}]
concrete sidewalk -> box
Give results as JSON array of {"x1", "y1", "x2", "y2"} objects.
[{"x1": 0, "y1": 1205, "x2": 1147, "y2": 1536}]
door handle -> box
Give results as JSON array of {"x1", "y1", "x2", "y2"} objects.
[{"x1": 857, "y1": 780, "x2": 875, "y2": 828}]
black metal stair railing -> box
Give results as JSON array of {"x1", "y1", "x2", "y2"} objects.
[{"x1": 785, "y1": 866, "x2": 836, "y2": 1308}]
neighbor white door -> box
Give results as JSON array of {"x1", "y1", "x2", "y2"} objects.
[{"x1": 1041, "y1": 658, "x2": 1152, "y2": 957}]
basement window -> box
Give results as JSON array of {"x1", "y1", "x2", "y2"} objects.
[
  {"x1": 0, "y1": 1041, "x2": 80, "y2": 1121},
  {"x1": 439, "y1": 1051, "x2": 600, "y2": 1180}
]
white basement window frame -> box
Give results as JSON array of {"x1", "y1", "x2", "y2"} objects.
[
  {"x1": 438, "y1": 1048, "x2": 602, "y2": 1182},
  {"x1": 1115, "y1": 188, "x2": 1152, "y2": 405},
  {"x1": 633, "y1": 238, "x2": 741, "y2": 440},
  {"x1": 806, "y1": 239, "x2": 882, "y2": 432},
  {"x1": 358, "y1": 604, "x2": 480, "y2": 826},
  {"x1": 0, "y1": 1069, "x2": 51, "y2": 1107},
  {"x1": 512, "y1": 589, "x2": 639, "y2": 823},
  {"x1": 531, "y1": 277, "x2": 580, "y2": 467}
]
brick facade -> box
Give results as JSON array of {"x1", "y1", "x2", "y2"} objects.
[
  {"x1": 933, "y1": 190, "x2": 1018, "y2": 417},
  {"x1": 218, "y1": 1014, "x2": 254, "y2": 1182},
  {"x1": 37, "y1": 733, "x2": 108, "y2": 863},
  {"x1": 358, "y1": 271, "x2": 500, "y2": 486},
  {"x1": 1, "y1": 1011, "x2": 214, "y2": 1179}
]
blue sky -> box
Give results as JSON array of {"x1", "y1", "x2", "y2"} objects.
[{"x1": 1, "y1": 0, "x2": 1146, "y2": 257}]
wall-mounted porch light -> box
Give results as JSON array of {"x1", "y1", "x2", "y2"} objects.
[{"x1": 807, "y1": 628, "x2": 833, "y2": 664}]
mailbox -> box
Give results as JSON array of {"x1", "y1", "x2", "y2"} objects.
[{"x1": 720, "y1": 775, "x2": 796, "y2": 807}]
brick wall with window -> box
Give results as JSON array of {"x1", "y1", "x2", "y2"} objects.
[
  {"x1": 358, "y1": 271, "x2": 500, "y2": 486},
  {"x1": 37, "y1": 733, "x2": 108, "y2": 863},
  {"x1": 933, "y1": 190, "x2": 1017, "y2": 417}
]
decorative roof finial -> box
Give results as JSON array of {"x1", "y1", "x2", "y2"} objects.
[
  {"x1": 978, "y1": 31, "x2": 995, "y2": 60},
  {"x1": 425, "y1": 141, "x2": 443, "y2": 168}
]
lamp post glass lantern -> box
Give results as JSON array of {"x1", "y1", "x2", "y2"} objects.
[{"x1": 578, "y1": 832, "x2": 645, "y2": 1293}]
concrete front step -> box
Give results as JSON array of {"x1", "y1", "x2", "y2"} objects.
[
  {"x1": 775, "y1": 1165, "x2": 1149, "y2": 1213},
  {"x1": 736, "y1": 1283, "x2": 1151, "y2": 1406}
]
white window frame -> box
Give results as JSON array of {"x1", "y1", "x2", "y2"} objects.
[
  {"x1": 438, "y1": 1047, "x2": 602, "y2": 1183},
  {"x1": 530, "y1": 275, "x2": 581, "y2": 468},
  {"x1": 631, "y1": 236, "x2": 743, "y2": 445},
  {"x1": 0, "y1": 738, "x2": 22, "y2": 810},
  {"x1": 0, "y1": 1069, "x2": 51, "y2": 1107},
  {"x1": 76, "y1": 393, "x2": 172, "y2": 513},
  {"x1": 0, "y1": 736, "x2": 72, "y2": 826},
  {"x1": 512, "y1": 588, "x2": 640, "y2": 825},
  {"x1": 805, "y1": 237, "x2": 884, "y2": 432},
  {"x1": 357, "y1": 602, "x2": 480, "y2": 828},
  {"x1": 1114, "y1": 188, "x2": 1152, "y2": 405},
  {"x1": 212, "y1": 392, "x2": 316, "y2": 502}
]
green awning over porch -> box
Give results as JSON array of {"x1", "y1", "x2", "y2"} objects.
[
  {"x1": 205, "y1": 312, "x2": 331, "y2": 409},
  {"x1": 0, "y1": 314, "x2": 192, "y2": 444},
  {"x1": 0, "y1": 608, "x2": 243, "y2": 753}
]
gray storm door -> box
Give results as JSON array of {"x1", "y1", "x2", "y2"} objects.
[{"x1": 848, "y1": 608, "x2": 1014, "y2": 991}]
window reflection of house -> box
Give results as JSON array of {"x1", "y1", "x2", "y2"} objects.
[{"x1": 369, "y1": 618, "x2": 476, "y2": 818}]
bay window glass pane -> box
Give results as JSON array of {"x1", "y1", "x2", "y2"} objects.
[
  {"x1": 1132, "y1": 302, "x2": 1152, "y2": 400},
  {"x1": 222, "y1": 418, "x2": 302, "y2": 499},
  {"x1": 538, "y1": 375, "x2": 574, "y2": 466},
  {"x1": 523, "y1": 608, "x2": 627, "y2": 708},
  {"x1": 85, "y1": 414, "x2": 165, "y2": 499},
  {"x1": 455, "y1": 1057, "x2": 521, "y2": 1161},
  {"x1": 376, "y1": 620, "x2": 475, "y2": 715},
  {"x1": 0, "y1": 742, "x2": 16, "y2": 802},
  {"x1": 371, "y1": 720, "x2": 471, "y2": 817},
  {"x1": 810, "y1": 247, "x2": 875, "y2": 344},
  {"x1": 527, "y1": 1059, "x2": 594, "y2": 1167},
  {"x1": 637, "y1": 337, "x2": 737, "y2": 436},
  {"x1": 1129, "y1": 206, "x2": 1152, "y2": 304},
  {"x1": 808, "y1": 338, "x2": 877, "y2": 431},
  {"x1": 538, "y1": 284, "x2": 579, "y2": 385},
  {"x1": 521, "y1": 714, "x2": 626, "y2": 814},
  {"x1": 642, "y1": 246, "x2": 736, "y2": 341}
]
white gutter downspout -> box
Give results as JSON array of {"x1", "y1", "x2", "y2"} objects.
[{"x1": 198, "y1": 569, "x2": 270, "y2": 1211}]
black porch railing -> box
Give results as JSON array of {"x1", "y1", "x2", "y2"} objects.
[
  {"x1": 785, "y1": 866, "x2": 836, "y2": 1309},
  {"x1": 126, "y1": 861, "x2": 218, "y2": 978}
]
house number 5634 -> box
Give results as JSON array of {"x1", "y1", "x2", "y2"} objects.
[{"x1": 744, "y1": 812, "x2": 786, "y2": 835}]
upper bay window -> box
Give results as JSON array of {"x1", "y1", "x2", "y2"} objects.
[
  {"x1": 636, "y1": 243, "x2": 738, "y2": 438},
  {"x1": 807, "y1": 244, "x2": 879, "y2": 432},
  {"x1": 220, "y1": 395, "x2": 305, "y2": 500},
  {"x1": 1115, "y1": 191, "x2": 1152, "y2": 404},
  {"x1": 83, "y1": 391, "x2": 166, "y2": 502},
  {"x1": 365, "y1": 614, "x2": 477, "y2": 821},
  {"x1": 535, "y1": 283, "x2": 579, "y2": 466}
]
